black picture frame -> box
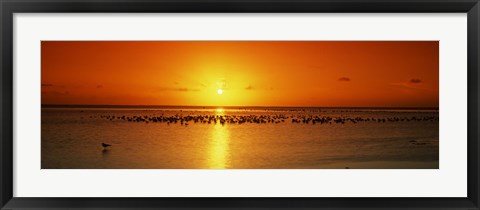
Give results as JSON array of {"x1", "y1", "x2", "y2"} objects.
[{"x1": 1, "y1": 0, "x2": 479, "y2": 209}]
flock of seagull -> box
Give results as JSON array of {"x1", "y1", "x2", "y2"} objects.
[
  {"x1": 93, "y1": 111, "x2": 438, "y2": 150},
  {"x1": 92, "y1": 113, "x2": 438, "y2": 126}
]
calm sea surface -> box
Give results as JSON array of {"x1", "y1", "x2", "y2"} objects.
[{"x1": 41, "y1": 107, "x2": 439, "y2": 169}]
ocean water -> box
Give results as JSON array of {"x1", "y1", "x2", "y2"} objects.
[{"x1": 41, "y1": 107, "x2": 439, "y2": 169}]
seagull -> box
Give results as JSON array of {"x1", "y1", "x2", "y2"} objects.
[{"x1": 102, "y1": 143, "x2": 112, "y2": 149}]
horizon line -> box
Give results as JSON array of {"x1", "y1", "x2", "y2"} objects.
[{"x1": 41, "y1": 104, "x2": 439, "y2": 110}]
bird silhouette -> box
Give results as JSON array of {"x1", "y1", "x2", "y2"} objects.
[{"x1": 102, "y1": 143, "x2": 112, "y2": 149}]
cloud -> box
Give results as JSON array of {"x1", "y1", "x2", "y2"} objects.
[
  {"x1": 96, "y1": 85, "x2": 103, "y2": 88},
  {"x1": 176, "y1": 88, "x2": 190, "y2": 92},
  {"x1": 391, "y1": 78, "x2": 429, "y2": 91},
  {"x1": 338, "y1": 77, "x2": 351, "y2": 82},
  {"x1": 391, "y1": 78, "x2": 425, "y2": 90},
  {"x1": 42, "y1": 83, "x2": 66, "y2": 88},
  {"x1": 244, "y1": 85, "x2": 273, "y2": 91},
  {"x1": 156, "y1": 87, "x2": 200, "y2": 92},
  {"x1": 410, "y1": 78, "x2": 422, "y2": 84}
]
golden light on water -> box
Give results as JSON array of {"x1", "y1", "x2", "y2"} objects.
[
  {"x1": 207, "y1": 123, "x2": 230, "y2": 169},
  {"x1": 215, "y1": 108, "x2": 224, "y2": 115}
]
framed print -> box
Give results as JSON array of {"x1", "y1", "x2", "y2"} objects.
[
  {"x1": 40, "y1": 40, "x2": 440, "y2": 170},
  {"x1": 1, "y1": 0, "x2": 479, "y2": 209}
]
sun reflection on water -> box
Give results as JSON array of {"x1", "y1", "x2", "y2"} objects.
[
  {"x1": 207, "y1": 123, "x2": 230, "y2": 169},
  {"x1": 215, "y1": 108, "x2": 225, "y2": 115}
]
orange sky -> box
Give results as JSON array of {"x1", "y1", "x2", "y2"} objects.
[{"x1": 41, "y1": 41, "x2": 438, "y2": 107}]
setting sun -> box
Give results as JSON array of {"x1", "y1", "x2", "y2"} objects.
[{"x1": 217, "y1": 89, "x2": 223, "y2": 95}]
